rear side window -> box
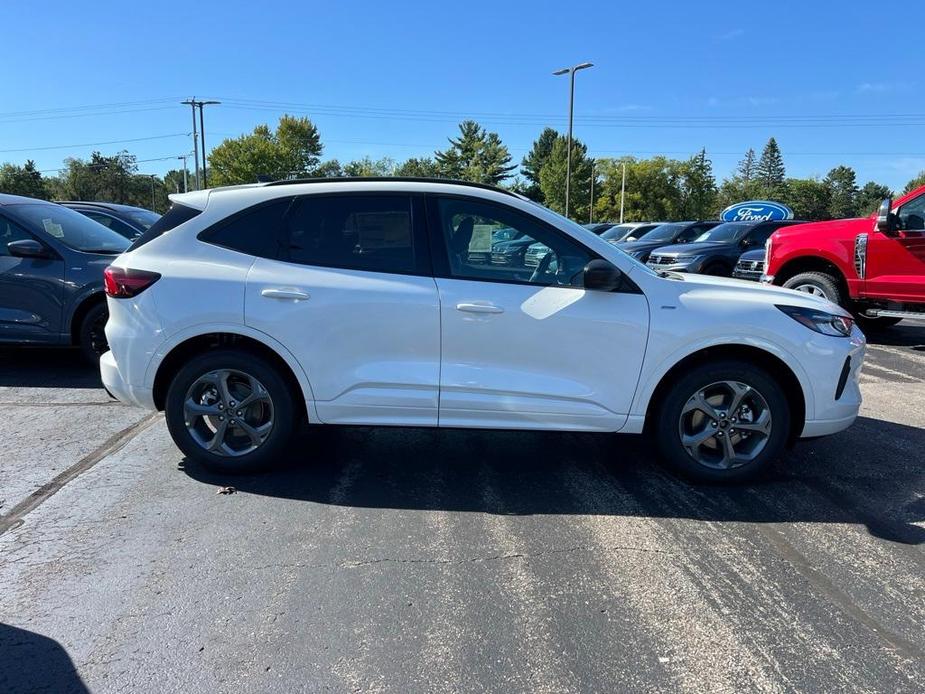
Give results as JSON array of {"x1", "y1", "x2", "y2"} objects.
[
  {"x1": 284, "y1": 195, "x2": 416, "y2": 274},
  {"x1": 200, "y1": 198, "x2": 292, "y2": 258},
  {"x1": 129, "y1": 203, "x2": 202, "y2": 251}
]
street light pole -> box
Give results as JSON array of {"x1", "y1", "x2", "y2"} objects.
[
  {"x1": 589, "y1": 159, "x2": 595, "y2": 223},
  {"x1": 553, "y1": 62, "x2": 593, "y2": 219},
  {"x1": 177, "y1": 154, "x2": 190, "y2": 193},
  {"x1": 619, "y1": 161, "x2": 626, "y2": 223},
  {"x1": 197, "y1": 100, "x2": 221, "y2": 188},
  {"x1": 181, "y1": 99, "x2": 200, "y2": 190}
]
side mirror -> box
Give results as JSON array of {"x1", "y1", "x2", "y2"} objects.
[
  {"x1": 7, "y1": 239, "x2": 52, "y2": 259},
  {"x1": 876, "y1": 198, "x2": 899, "y2": 234},
  {"x1": 583, "y1": 259, "x2": 623, "y2": 291}
]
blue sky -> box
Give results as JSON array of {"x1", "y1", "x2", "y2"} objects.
[{"x1": 3, "y1": 0, "x2": 923, "y2": 190}]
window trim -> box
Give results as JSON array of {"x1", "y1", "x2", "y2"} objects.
[
  {"x1": 0, "y1": 212, "x2": 60, "y2": 260},
  {"x1": 424, "y1": 193, "x2": 640, "y2": 293}
]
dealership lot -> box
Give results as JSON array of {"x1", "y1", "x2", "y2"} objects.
[{"x1": 1, "y1": 325, "x2": 923, "y2": 693}]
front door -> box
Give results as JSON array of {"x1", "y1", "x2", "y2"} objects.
[
  {"x1": 0, "y1": 215, "x2": 64, "y2": 343},
  {"x1": 429, "y1": 195, "x2": 649, "y2": 431},
  {"x1": 244, "y1": 193, "x2": 441, "y2": 425},
  {"x1": 865, "y1": 191, "x2": 925, "y2": 301}
]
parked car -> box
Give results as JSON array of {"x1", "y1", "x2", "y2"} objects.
[
  {"x1": 101, "y1": 178, "x2": 865, "y2": 483},
  {"x1": 468, "y1": 226, "x2": 520, "y2": 265},
  {"x1": 600, "y1": 222, "x2": 662, "y2": 243},
  {"x1": 733, "y1": 249, "x2": 766, "y2": 281},
  {"x1": 583, "y1": 222, "x2": 619, "y2": 235},
  {"x1": 59, "y1": 201, "x2": 160, "y2": 240},
  {"x1": 0, "y1": 193, "x2": 130, "y2": 360},
  {"x1": 490, "y1": 233, "x2": 535, "y2": 267},
  {"x1": 618, "y1": 221, "x2": 722, "y2": 264},
  {"x1": 764, "y1": 185, "x2": 925, "y2": 330},
  {"x1": 647, "y1": 220, "x2": 804, "y2": 276}
]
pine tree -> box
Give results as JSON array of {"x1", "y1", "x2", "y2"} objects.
[
  {"x1": 756, "y1": 138, "x2": 786, "y2": 200},
  {"x1": 520, "y1": 128, "x2": 559, "y2": 201},
  {"x1": 823, "y1": 165, "x2": 859, "y2": 218},
  {"x1": 683, "y1": 148, "x2": 718, "y2": 219},
  {"x1": 736, "y1": 148, "x2": 758, "y2": 199},
  {"x1": 434, "y1": 121, "x2": 515, "y2": 185}
]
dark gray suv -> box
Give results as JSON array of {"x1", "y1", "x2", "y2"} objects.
[{"x1": 0, "y1": 193, "x2": 129, "y2": 360}]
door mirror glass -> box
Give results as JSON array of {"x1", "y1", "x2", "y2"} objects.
[
  {"x1": 583, "y1": 259, "x2": 623, "y2": 291},
  {"x1": 7, "y1": 239, "x2": 51, "y2": 259},
  {"x1": 876, "y1": 197, "x2": 899, "y2": 234}
]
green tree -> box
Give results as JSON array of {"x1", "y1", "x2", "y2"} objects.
[
  {"x1": 53, "y1": 151, "x2": 168, "y2": 210},
  {"x1": 823, "y1": 165, "x2": 859, "y2": 218},
  {"x1": 314, "y1": 160, "x2": 344, "y2": 177},
  {"x1": 343, "y1": 156, "x2": 396, "y2": 177},
  {"x1": 208, "y1": 115, "x2": 323, "y2": 186},
  {"x1": 756, "y1": 137, "x2": 786, "y2": 200},
  {"x1": 163, "y1": 168, "x2": 191, "y2": 194},
  {"x1": 394, "y1": 157, "x2": 441, "y2": 177},
  {"x1": 681, "y1": 149, "x2": 717, "y2": 219},
  {"x1": 857, "y1": 181, "x2": 893, "y2": 215},
  {"x1": 520, "y1": 127, "x2": 559, "y2": 201},
  {"x1": 0, "y1": 160, "x2": 49, "y2": 199},
  {"x1": 593, "y1": 156, "x2": 686, "y2": 222},
  {"x1": 538, "y1": 135, "x2": 593, "y2": 220},
  {"x1": 434, "y1": 120, "x2": 515, "y2": 184},
  {"x1": 904, "y1": 171, "x2": 925, "y2": 194},
  {"x1": 785, "y1": 178, "x2": 831, "y2": 221}
]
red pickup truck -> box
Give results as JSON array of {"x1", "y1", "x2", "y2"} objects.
[{"x1": 763, "y1": 184, "x2": 925, "y2": 329}]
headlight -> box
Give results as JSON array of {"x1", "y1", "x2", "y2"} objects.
[
  {"x1": 764, "y1": 236, "x2": 772, "y2": 265},
  {"x1": 777, "y1": 305, "x2": 854, "y2": 337}
]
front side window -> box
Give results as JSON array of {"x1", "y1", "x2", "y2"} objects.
[
  {"x1": 436, "y1": 197, "x2": 592, "y2": 287},
  {"x1": 6, "y1": 203, "x2": 129, "y2": 254},
  {"x1": 898, "y1": 193, "x2": 925, "y2": 231},
  {"x1": 285, "y1": 195, "x2": 416, "y2": 274},
  {"x1": 0, "y1": 215, "x2": 34, "y2": 256}
]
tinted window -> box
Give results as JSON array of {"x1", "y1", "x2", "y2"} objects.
[
  {"x1": 600, "y1": 224, "x2": 635, "y2": 241},
  {"x1": 285, "y1": 195, "x2": 415, "y2": 273},
  {"x1": 124, "y1": 208, "x2": 160, "y2": 230},
  {"x1": 746, "y1": 224, "x2": 777, "y2": 246},
  {"x1": 203, "y1": 198, "x2": 291, "y2": 258},
  {"x1": 0, "y1": 215, "x2": 34, "y2": 256},
  {"x1": 81, "y1": 211, "x2": 140, "y2": 239},
  {"x1": 436, "y1": 197, "x2": 592, "y2": 287},
  {"x1": 898, "y1": 193, "x2": 925, "y2": 230},
  {"x1": 129, "y1": 202, "x2": 202, "y2": 251},
  {"x1": 638, "y1": 223, "x2": 687, "y2": 243},
  {"x1": 694, "y1": 222, "x2": 752, "y2": 242},
  {"x1": 6, "y1": 203, "x2": 129, "y2": 254}
]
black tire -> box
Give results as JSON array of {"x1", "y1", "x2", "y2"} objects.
[
  {"x1": 165, "y1": 349, "x2": 298, "y2": 473},
  {"x1": 782, "y1": 271, "x2": 844, "y2": 307},
  {"x1": 654, "y1": 359, "x2": 791, "y2": 483},
  {"x1": 78, "y1": 302, "x2": 109, "y2": 363}
]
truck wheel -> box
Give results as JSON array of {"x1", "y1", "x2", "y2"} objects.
[
  {"x1": 782, "y1": 272, "x2": 844, "y2": 306},
  {"x1": 78, "y1": 303, "x2": 109, "y2": 363},
  {"x1": 165, "y1": 349, "x2": 297, "y2": 473},
  {"x1": 654, "y1": 359, "x2": 790, "y2": 483}
]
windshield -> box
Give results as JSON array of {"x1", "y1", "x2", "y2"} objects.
[
  {"x1": 694, "y1": 222, "x2": 752, "y2": 243},
  {"x1": 125, "y1": 208, "x2": 161, "y2": 230},
  {"x1": 638, "y1": 223, "x2": 687, "y2": 243},
  {"x1": 600, "y1": 224, "x2": 635, "y2": 241},
  {"x1": 8, "y1": 203, "x2": 130, "y2": 254}
]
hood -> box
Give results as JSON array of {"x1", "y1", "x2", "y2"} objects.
[
  {"x1": 772, "y1": 217, "x2": 869, "y2": 241},
  {"x1": 650, "y1": 240, "x2": 730, "y2": 256},
  {"x1": 494, "y1": 237, "x2": 534, "y2": 251},
  {"x1": 671, "y1": 272, "x2": 849, "y2": 316},
  {"x1": 738, "y1": 248, "x2": 766, "y2": 261}
]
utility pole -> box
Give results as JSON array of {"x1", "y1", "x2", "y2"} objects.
[
  {"x1": 553, "y1": 62, "x2": 593, "y2": 219},
  {"x1": 181, "y1": 99, "x2": 200, "y2": 190},
  {"x1": 619, "y1": 161, "x2": 626, "y2": 223},
  {"x1": 196, "y1": 100, "x2": 221, "y2": 188},
  {"x1": 177, "y1": 154, "x2": 189, "y2": 193}
]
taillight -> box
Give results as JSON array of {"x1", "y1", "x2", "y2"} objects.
[{"x1": 103, "y1": 266, "x2": 161, "y2": 298}]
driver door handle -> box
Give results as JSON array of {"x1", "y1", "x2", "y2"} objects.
[
  {"x1": 261, "y1": 287, "x2": 310, "y2": 301},
  {"x1": 456, "y1": 302, "x2": 504, "y2": 314}
]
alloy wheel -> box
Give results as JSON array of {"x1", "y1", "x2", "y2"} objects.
[
  {"x1": 792, "y1": 283, "x2": 829, "y2": 299},
  {"x1": 678, "y1": 380, "x2": 772, "y2": 470},
  {"x1": 183, "y1": 369, "x2": 274, "y2": 457}
]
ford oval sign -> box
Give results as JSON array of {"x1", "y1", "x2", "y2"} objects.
[{"x1": 720, "y1": 200, "x2": 794, "y2": 223}]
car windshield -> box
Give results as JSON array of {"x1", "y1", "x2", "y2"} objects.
[
  {"x1": 8, "y1": 203, "x2": 130, "y2": 254},
  {"x1": 638, "y1": 223, "x2": 687, "y2": 242},
  {"x1": 694, "y1": 222, "x2": 752, "y2": 243},
  {"x1": 600, "y1": 224, "x2": 635, "y2": 241},
  {"x1": 125, "y1": 208, "x2": 160, "y2": 230}
]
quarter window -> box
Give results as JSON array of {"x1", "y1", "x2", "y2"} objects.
[
  {"x1": 285, "y1": 195, "x2": 416, "y2": 274},
  {"x1": 203, "y1": 198, "x2": 291, "y2": 258},
  {"x1": 435, "y1": 197, "x2": 592, "y2": 287}
]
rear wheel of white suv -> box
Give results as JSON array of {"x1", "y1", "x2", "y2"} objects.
[
  {"x1": 165, "y1": 350, "x2": 297, "y2": 473},
  {"x1": 654, "y1": 359, "x2": 790, "y2": 482}
]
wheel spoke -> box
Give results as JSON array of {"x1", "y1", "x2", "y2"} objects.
[
  {"x1": 682, "y1": 427, "x2": 715, "y2": 449},
  {"x1": 718, "y1": 433, "x2": 739, "y2": 468},
  {"x1": 238, "y1": 377, "x2": 270, "y2": 408},
  {"x1": 682, "y1": 392, "x2": 721, "y2": 421},
  {"x1": 727, "y1": 382, "x2": 751, "y2": 416},
  {"x1": 215, "y1": 370, "x2": 234, "y2": 404},
  {"x1": 735, "y1": 409, "x2": 772, "y2": 435},
  {"x1": 237, "y1": 419, "x2": 271, "y2": 447},
  {"x1": 184, "y1": 398, "x2": 221, "y2": 417},
  {"x1": 207, "y1": 420, "x2": 229, "y2": 452}
]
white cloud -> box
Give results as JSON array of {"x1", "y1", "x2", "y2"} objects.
[{"x1": 856, "y1": 81, "x2": 913, "y2": 93}]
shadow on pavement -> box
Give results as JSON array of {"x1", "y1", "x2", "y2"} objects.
[
  {"x1": 0, "y1": 623, "x2": 89, "y2": 694},
  {"x1": 183, "y1": 415, "x2": 925, "y2": 546},
  {"x1": 865, "y1": 320, "x2": 925, "y2": 348},
  {"x1": 0, "y1": 348, "x2": 100, "y2": 389}
]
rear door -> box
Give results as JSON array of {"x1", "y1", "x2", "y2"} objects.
[
  {"x1": 0, "y1": 214, "x2": 65, "y2": 343},
  {"x1": 865, "y1": 191, "x2": 925, "y2": 300},
  {"x1": 243, "y1": 193, "x2": 441, "y2": 425}
]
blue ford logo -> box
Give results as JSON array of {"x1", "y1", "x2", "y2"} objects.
[{"x1": 720, "y1": 200, "x2": 794, "y2": 223}]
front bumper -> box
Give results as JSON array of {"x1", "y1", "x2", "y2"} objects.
[{"x1": 798, "y1": 326, "x2": 865, "y2": 438}]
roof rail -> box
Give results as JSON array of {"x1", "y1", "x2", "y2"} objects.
[{"x1": 262, "y1": 176, "x2": 519, "y2": 198}]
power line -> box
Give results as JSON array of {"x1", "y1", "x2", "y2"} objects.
[{"x1": 0, "y1": 133, "x2": 188, "y2": 154}]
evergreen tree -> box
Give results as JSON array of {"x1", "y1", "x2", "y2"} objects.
[
  {"x1": 823, "y1": 165, "x2": 859, "y2": 218},
  {"x1": 857, "y1": 181, "x2": 893, "y2": 215},
  {"x1": 785, "y1": 178, "x2": 831, "y2": 221},
  {"x1": 0, "y1": 160, "x2": 49, "y2": 199},
  {"x1": 395, "y1": 157, "x2": 441, "y2": 178},
  {"x1": 904, "y1": 170, "x2": 925, "y2": 194},
  {"x1": 756, "y1": 137, "x2": 786, "y2": 200},
  {"x1": 520, "y1": 127, "x2": 559, "y2": 201},
  {"x1": 434, "y1": 121, "x2": 515, "y2": 184},
  {"x1": 682, "y1": 148, "x2": 718, "y2": 219},
  {"x1": 538, "y1": 135, "x2": 593, "y2": 220}
]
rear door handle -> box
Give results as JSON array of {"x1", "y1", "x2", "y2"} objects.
[
  {"x1": 456, "y1": 302, "x2": 504, "y2": 314},
  {"x1": 261, "y1": 287, "x2": 310, "y2": 301}
]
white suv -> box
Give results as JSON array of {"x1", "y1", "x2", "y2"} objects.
[{"x1": 101, "y1": 179, "x2": 865, "y2": 481}]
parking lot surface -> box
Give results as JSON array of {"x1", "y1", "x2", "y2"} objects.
[{"x1": 1, "y1": 324, "x2": 923, "y2": 693}]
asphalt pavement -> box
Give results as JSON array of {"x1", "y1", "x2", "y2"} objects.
[{"x1": 0, "y1": 323, "x2": 923, "y2": 693}]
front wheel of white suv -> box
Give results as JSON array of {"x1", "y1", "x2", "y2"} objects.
[
  {"x1": 165, "y1": 350, "x2": 298, "y2": 473},
  {"x1": 654, "y1": 360, "x2": 791, "y2": 482}
]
